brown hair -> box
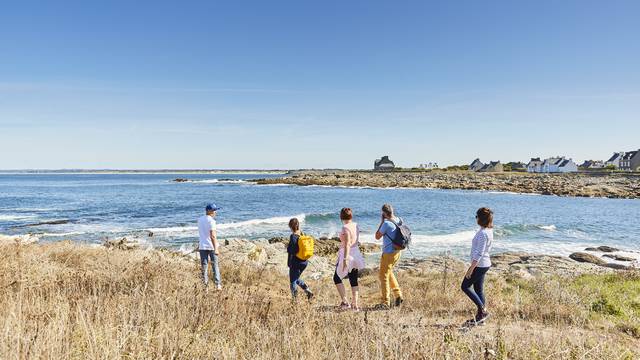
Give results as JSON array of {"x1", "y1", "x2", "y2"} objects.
[
  {"x1": 382, "y1": 203, "x2": 394, "y2": 218},
  {"x1": 340, "y1": 208, "x2": 353, "y2": 221},
  {"x1": 288, "y1": 218, "x2": 300, "y2": 232},
  {"x1": 476, "y1": 207, "x2": 494, "y2": 228}
]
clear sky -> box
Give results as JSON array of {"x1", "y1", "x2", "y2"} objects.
[{"x1": 1, "y1": 0, "x2": 639, "y2": 169}]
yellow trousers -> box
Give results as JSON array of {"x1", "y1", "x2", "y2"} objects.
[{"x1": 379, "y1": 250, "x2": 402, "y2": 305}]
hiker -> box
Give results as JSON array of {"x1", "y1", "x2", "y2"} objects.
[
  {"x1": 334, "y1": 208, "x2": 365, "y2": 311},
  {"x1": 461, "y1": 207, "x2": 494, "y2": 324},
  {"x1": 287, "y1": 218, "x2": 314, "y2": 300},
  {"x1": 198, "y1": 203, "x2": 222, "y2": 290},
  {"x1": 375, "y1": 203, "x2": 404, "y2": 308}
]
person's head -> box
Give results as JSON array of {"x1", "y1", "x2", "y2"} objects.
[
  {"x1": 205, "y1": 203, "x2": 221, "y2": 217},
  {"x1": 288, "y1": 218, "x2": 300, "y2": 233},
  {"x1": 476, "y1": 207, "x2": 494, "y2": 228},
  {"x1": 340, "y1": 208, "x2": 353, "y2": 223},
  {"x1": 381, "y1": 203, "x2": 394, "y2": 219}
]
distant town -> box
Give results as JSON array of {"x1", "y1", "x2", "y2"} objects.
[{"x1": 374, "y1": 149, "x2": 640, "y2": 173}]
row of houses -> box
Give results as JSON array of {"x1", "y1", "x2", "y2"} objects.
[
  {"x1": 526, "y1": 157, "x2": 578, "y2": 173},
  {"x1": 376, "y1": 149, "x2": 640, "y2": 172},
  {"x1": 604, "y1": 150, "x2": 640, "y2": 171}
]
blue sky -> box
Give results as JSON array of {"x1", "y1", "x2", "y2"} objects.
[{"x1": 1, "y1": 0, "x2": 639, "y2": 169}]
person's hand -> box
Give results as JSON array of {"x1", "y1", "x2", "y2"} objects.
[
  {"x1": 465, "y1": 268, "x2": 473, "y2": 279},
  {"x1": 214, "y1": 249, "x2": 220, "y2": 256},
  {"x1": 342, "y1": 259, "x2": 348, "y2": 271}
]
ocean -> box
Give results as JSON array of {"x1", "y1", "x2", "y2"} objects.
[{"x1": 1, "y1": 173, "x2": 639, "y2": 259}]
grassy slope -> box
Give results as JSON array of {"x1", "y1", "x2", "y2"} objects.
[{"x1": 1, "y1": 242, "x2": 638, "y2": 359}]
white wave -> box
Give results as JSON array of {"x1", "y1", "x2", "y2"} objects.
[
  {"x1": 356, "y1": 230, "x2": 477, "y2": 247},
  {"x1": 145, "y1": 214, "x2": 306, "y2": 234},
  {"x1": 485, "y1": 191, "x2": 543, "y2": 196},
  {"x1": 411, "y1": 230, "x2": 478, "y2": 245},
  {"x1": 189, "y1": 179, "x2": 249, "y2": 184},
  {"x1": 146, "y1": 225, "x2": 198, "y2": 234},
  {"x1": 41, "y1": 231, "x2": 85, "y2": 237},
  {"x1": 0, "y1": 214, "x2": 36, "y2": 221},
  {"x1": 539, "y1": 225, "x2": 557, "y2": 231},
  {"x1": 218, "y1": 214, "x2": 306, "y2": 230}
]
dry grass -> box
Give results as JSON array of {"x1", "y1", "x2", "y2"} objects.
[{"x1": 1, "y1": 241, "x2": 638, "y2": 359}]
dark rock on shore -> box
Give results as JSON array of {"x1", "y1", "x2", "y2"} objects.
[
  {"x1": 569, "y1": 252, "x2": 607, "y2": 265},
  {"x1": 603, "y1": 263, "x2": 632, "y2": 270},
  {"x1": 603, "y1": 254, "x2": 635, "y2": 262},
  {"x1": 104, "y1": 237, "x2": 142, "y2": 250},
  {"x1": 11, "y1": 219, "x2": 70, "y2": 228},
  {"x1": 173, "y1": 178, "x2": 189, "y2": 182},
  {"x1": 585, "y1": 246, "x2": 620, "y2": 253}
]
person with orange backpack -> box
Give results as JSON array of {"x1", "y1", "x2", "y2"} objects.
[{"x1": 287, "y1": 218, "x2": 314, "y2": 300}]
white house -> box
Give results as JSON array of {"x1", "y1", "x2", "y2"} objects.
[
  {"x1": 557, "y1": 158, "x2": 578, "y2": 173},
  {"x1": 532, "y1": 156, "x2": 578, "y2": 173},
  {"x1": 605, "y1": 152, "x2": 625, "y2": 169},
  {"x1": 526, "y1": 158, "x2": 543, "y2": 173}
]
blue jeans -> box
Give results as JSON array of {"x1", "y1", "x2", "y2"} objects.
[
  {"x1": 200, "y1": 250, "x2": 221, "y2": 286},
  {"x1": 461, "y1": 266, "x2": 490, "y2": 311},
  {"x1": 289, "y1": 261, "x2": 309, "y2": 297}
]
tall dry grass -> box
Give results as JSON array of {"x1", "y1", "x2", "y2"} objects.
[{"x1": 1, "y1": 241, "x2": 638, "y2": 359}]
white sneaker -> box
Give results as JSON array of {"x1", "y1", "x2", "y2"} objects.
[{"x1": 216, "y1": 284, "x2": 223, "y2": 291}]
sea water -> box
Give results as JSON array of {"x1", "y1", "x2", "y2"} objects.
[{"x1": 1, "y1": 173, "x2": 639, "y2": 259}]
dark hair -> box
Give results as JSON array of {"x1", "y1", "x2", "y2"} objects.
[
  {"x1": 288, "y1": 218, "x2": 300, "y2": 232},
  {"x1": 382, "y1": 203, "x2": 394, "y2": 218},
  {"x1": 340, "y1": 208, "x2": 353, "y2": 221},
  {"x1": 476, "y1": 207, "x2": 494, "y2": 228}
]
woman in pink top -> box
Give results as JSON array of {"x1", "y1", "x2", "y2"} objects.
[{"x1": 333, "y1": 208, "x2": 365, "y2": 311}]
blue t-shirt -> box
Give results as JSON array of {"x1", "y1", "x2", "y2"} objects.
[{"x1": 379, "y1": 217, "x2": 400, "y2": 254}]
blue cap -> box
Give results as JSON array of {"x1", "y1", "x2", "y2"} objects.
[{"x1": 205, "y1": 203, "x2": 222, "y2": 212}]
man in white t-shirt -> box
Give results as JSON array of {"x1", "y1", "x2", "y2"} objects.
[{"x1": 198, "y1": 203, "x2": 222, "y2": 290}]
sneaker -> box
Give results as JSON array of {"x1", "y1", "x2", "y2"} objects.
[
  {"x1": 394, "y1": 297, "x2": 404, "y2": 307},
  {"x1": 475, "y1": 311, "x2": 490, "y2": 324},
  {"x1": 305, "y1": 290, "x2": 314, "y2": 300},
  {"x1": 216, "y1": 284, "x2": 223, "y2": 291},
  {"x1": 339, "y1": 302, "x2": 351, "y2": 310},
  {"x1": 372, "y1": 303, "x2": 390, "y2": 311}
]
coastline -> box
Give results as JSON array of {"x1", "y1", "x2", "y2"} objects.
[
  {"x1": 253, "y1": 170, "x2": 640, "y2": 199},
  {"x1": 2, "y1": 238, "x2": 638, "y2": 358}
]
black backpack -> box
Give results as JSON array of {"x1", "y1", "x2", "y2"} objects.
[{"x1": 388, "y1": 218, "x2": 412, "y2": 250}]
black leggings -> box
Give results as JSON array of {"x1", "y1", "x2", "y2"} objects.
[{"x1": 333, "y1": 268, "x2": 359, "y2": 287}]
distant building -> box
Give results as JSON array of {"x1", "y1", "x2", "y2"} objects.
[
  {"x1": 526, "y1": 158, "x2": 543, "y2": 173},
  {"x1": 605, "y1": 152, "x2": 625, "y2": 169},
  {"x1": 469, "y1": 158, "x2": 484, "y2": 172},
  {"x1": 374, "y1": 156, "x2": 395, "y2": 171},
  {"x1": 479, "y1": 161, "x2": 503, "y2": 172},
  {"x1": 579, "y1": 160, "x2": 604, "y2": 169},
  {"x1": 620, "y1": 150, "x2": 640, "y2": 171},
  {"x1": 529, "y1": 156, "x2": 577, "y2": 173},
  {"x1": 419, "y1": 162, "x2": 439, "y2": 170}
]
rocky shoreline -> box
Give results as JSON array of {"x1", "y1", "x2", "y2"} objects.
[
  {"x1": 252, "y1": 170, "x2": 640, "y2": 199},
  {"x1": 3, "y1": 233, "x2": 636, "y2": 279}
]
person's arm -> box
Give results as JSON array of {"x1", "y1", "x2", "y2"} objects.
[
  {"x1": 342, "y1": 228, "x2": 351, "y2": 271},
  {"x1": 210, "y1": 229, "x2": 219, "y2": 255},
  {"x1": 466, "y1": 232, "x2": 487, "y2": 278},
  {"x1": 375, "y1": 218, "x2": 387, "y2": 240}
]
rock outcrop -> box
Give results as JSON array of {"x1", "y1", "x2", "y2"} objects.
[
  {"x1": 253, "y1": 171, "x2": 640, "y2": 199},
  {"x1": 569, "y1": 252, "x2": 607, "y2": 265}
]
